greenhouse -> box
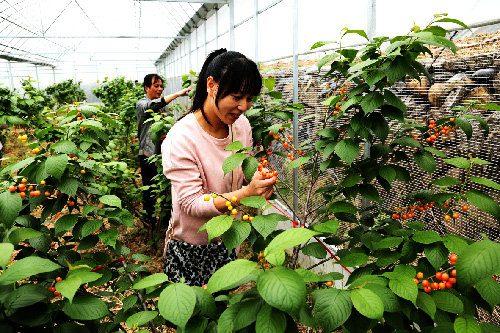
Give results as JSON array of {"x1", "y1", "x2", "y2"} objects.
[{"x1": 0, "y1": 0, "x2": 499, "y2": 332}]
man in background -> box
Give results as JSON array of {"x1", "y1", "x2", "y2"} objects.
[{"x1": 136, "y1": 74, "x2": 190, "y2": 234}]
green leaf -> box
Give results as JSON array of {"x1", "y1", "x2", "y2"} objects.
[
  {"x1": 63, "y1": 295, "x2": 109, "y2": 320},
  {"x1": 413, "y1": 31, "x2": 457, "y2": 52},
  {"x1": 225, "y1": 141, "x2": 244, "y2": 151},
  {"x1": 435, "y1": 18, "x2": 470, "y2": 30},
  {"x1": 329, "y1": 201, "x2": 357, "y2": 214},
  {"x1": 311, "y1": 220, "x2": 339, "y2": 234},
  {"x1": 318, "y1": 53, "x2": 340, "y2": 71},
  {"x1": 431, "y1": 291, "x2": 464, "y2": 314},
  {"x1": 240, "y1": 195, "x2": 267, "y2": 209},
  {"x1": 343, "y1": 29, "x2": 369, "y2": 40},
  {"x1": 334, "y1": 139, "x2": 360, "y2": 165},
  {"x1": 264, "y1": 228, "x2": 319, "y2": 256},
  {"x1": 0, "y1": 243, "x2": 14, "y2": 268},
  {"x1": 56, "y1": 275, "x2": 82, "y2": 303},
  {"x1": 337, "y1": 253, "x2": 369, "y2": 267},
  {"x1": 192, "y1": 286, "x2": 217, "y2": 319},
  {"x1": 222, "y1": 153, "x2": 246, "y2": 176},
  {"x1": 318, "y1": 128, "x2": 340, "y2": 138},
  {"x1": 301, "y1": 242, "x2": 327, "y2": 259},
  {"x1": 52, "y1": 140, "x2": 78, "y2": 154},
  {"x1": 376, "y1": 237, "x2": 403, "y2": 249},
  {"x1": 263, "y1": 77, "x2": 276, "y2": 91},
  {"x1": 257, "y1": 266, "x2": 306, "y2": 314},
  {"x1": 252, "y1": 213, "x2": 288, "y2": 239},
  {"x1": 55, "y1": 214, "x2": 79, "y2": 236},
  {"x1": 466, "y1": 190, "x2": 500, "y2": 220},
  {"x1": 340, "y1": 174, "x2": 363, "y2": 188},
  {"x1": 59, "y1": 177, "x2": 79, "y2": 197},
  {"x1": 8, "y1": 228, "x2": 42, "y2": 243},
  {"x1": 360, "y1": 91, "x2": 384, "y2": 114},
  {"x1": 350, "y1": 288, "x2": 384, "y2": 319},
  {"x1": 123, "y1": 295, "x2": 138, "y2": 311},
  {"x1": 287, "y1": 156, "x2": 310, "y2": 170},
  {"x1": 0, "y1": 192, "x2": 22, "y2": 226},
  {"x1": 4, "y1": 284, "x2": 51, "y2": 309},
  {"x1": 456, "y1": 239, "x2": 500, "y2": 286},
  {"x1": 454, "y1": 118, "x2": 473, "y2": 139},
  {"x1": 431, "y1": 176, "x2": 461, "y2": 187},
  {"x1": 379, "y1": 165, "x2": 397, "y2": 183},
  {"x1": 388, "y1": 275, "x2": 418, "y2": 303},
  {"x1": 424, "y1": 146, "x2": 448, "y2": 158},
  {"x1": 384, "y1": 89, "x2": 407, "y2": 113},
  {"x1": 393, "y1": 136, "x2": 423, "y2": 149},
  {"x1": 311, "y1": 41, "x2": 337, "y2": 50},
  {"x1": 412, "y1": 230, "x2": 442, "y2": 244},
  {"x1": 242, "y1": 156, "x2": 258, "y2": 183},
  {"x1": 442, "y1": 234, "x2": 468, "y2": 256},
  {"x1": 255, "y1": 304, "x2": 287, "y2": 333},
  {"x1": 469, "y1": 176, "x2": 500, "y2": 191},
  {"x1": 222, "y1": 221, "x2": 251, "y2": 252},
  {"x1": 66, "y1": 268, "x2": 101, "y2": 285},
  {"x1": 126, "y1": 311, "x2": 158, "y2": 328},
  {"x1": 454, "y1": 316, "x2": 481, "y2": 333},
  {"x1": 99, "y1": 228, "x2": 119, "y2": 247},
  {"x1": 471, "y1": 158, "x2": 492, "y2": 165},
  {"x1": 81, "y1": 219, "x2": 103, "y2": 238},
  {"x1": 198, "y1": 215, "x2": 234, "y2": 242},
  {"x1": 207, "y1": 259, "x2": 256, "y2": 293},
  {"x1": 462, "y1": 114, "x2": 489, "y2": 135},
  {"x1": 99, "y1": 195, "x2": 122, "y2": 208},
  {"x1": 415, "y1": 151, "x2": 436, "y2": 174},
  {"x1": 365, "y1": 285, "x2": 400, "y2": 313},
  {"x1": 158, "y1": 283, "x2": 196, "y2": 329},
  {"x1": 359, "y1": 183, "x2": 381, "y2": 202},
  {"x1": 45, "y1": 154, "x2": 68, "y2": 180},
  {"x1": 475, "y1": 276, "x2": 500, "y2": 308},
  {"x1": 0, "y1": 256, "x2": 61, "y2": 285},
  {"x1": 313, "y1": 288, "x2": 352, "y2": 332},
  {"x1": 266, "y1": 249, "x2": 286, "y2": 266},
  {"x1": 416, "y1": 291, "x2": 436, "y2": 319},
  {"x1": 443, "y1": 157, "x2": 470, "y2": 169},
  {"x1": 425, "y1": 242, "x2": 449, "y2": 270},
  {"x1": 133, "y1": 273, "x2": 169, "y2": 290}
]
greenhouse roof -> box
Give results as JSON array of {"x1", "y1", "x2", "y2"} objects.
[{"x1": 0, "y1": 0, "x2": 204, "y2": 75}]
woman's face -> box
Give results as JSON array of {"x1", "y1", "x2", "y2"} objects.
[{"x1": 215, "y1": 92, "x2": 254, "y2": 124}]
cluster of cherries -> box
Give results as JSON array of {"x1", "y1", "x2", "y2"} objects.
[
  {"x1": 9, "y1": 178, "x2": 45, "y2": 198},
  {"x1": 414, "y1": 118, "x2": 458, "y2": 144},
  {"x1": 391, "y1": 200, "x2": 435, "y2": 220},
  {"x1": 443, "y1": 201, "x2": 468, "y2": 221},
  {"x1": 413, "y1": 254, "x2": 458, "y2": 293},
  {"x1": 48, "y1": 276, "x2": 63, "y2": 296},
  {"x1": 8, "y1": 177, "x2": 76, "y2": 208},
  {"x1": 333, "y1": 85, "x2": 347, "y2": 115},
  {"x1": 203, "y1": 194, "x2": 254, "y2": 222}
]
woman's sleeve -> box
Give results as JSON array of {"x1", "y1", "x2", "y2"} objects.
[{"x1": 162, "y1": 135, "x2": 221, "y2": 218}]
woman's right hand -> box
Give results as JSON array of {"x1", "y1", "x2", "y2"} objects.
[{"x1": 245, "y1": 169, "x2": 276, "y2": 199}]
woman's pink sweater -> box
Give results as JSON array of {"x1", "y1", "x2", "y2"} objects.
[{"x1": 161, "y1": 113, "x2": 252, "y2": 245}]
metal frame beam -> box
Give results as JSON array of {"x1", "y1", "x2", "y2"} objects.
[
  {"x1": 1, "y1": 36, "x2": 186, "y2": 39},
  {"x1": 138, "y1": 0, "x2": 227, "y2": 3}
]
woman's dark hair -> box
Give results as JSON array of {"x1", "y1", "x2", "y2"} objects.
[
  {"x1": 143, "y1": 74, "x2": 163, "y2": 92},
  {"x1": 191, "y1": 48, "x2": 262, "y2": 124}
]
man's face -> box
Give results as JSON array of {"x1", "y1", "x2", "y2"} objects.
[{"x1": 145, "y1": 78, "x2": 164, "y2": 99}]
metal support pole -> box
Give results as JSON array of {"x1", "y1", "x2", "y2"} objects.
[
  {"x1": 195, "y1": 27, "x2": 199, "y2": 69},
  {"x1": 367, "y1": 0, "x2": 376, "y2": 41},
  {"x1": 204, "y1": 18, "x2": 207, "y2": 57},
  {"x1": 188, "y1": 34, "x2": 192, "y2": 70},
  {"x1": 34, "y1": 65, "x2": 40, "y2": 89},
  {"x1": 292, "y1": 0, "x2": 299, "y2": 221},
  {"x1": 7, "y1": 60, "x2": 15, "y2": 90},
  {"x1": 254, "y1": 0, "x2": 258, "y2": 63},
  {"x1": 52, "y1": 67, "x2": 56, "y2": 84},
  {"x1": 215, "y1": 7, "x2": 219, "y2": 49},
  {"x1": 229, "y1": 0, "x2": 235, "y2": 50}
]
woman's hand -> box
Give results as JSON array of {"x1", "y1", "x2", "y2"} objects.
[{"x1": 245, "y1": 169, "x2": 276, "y2": 199}]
